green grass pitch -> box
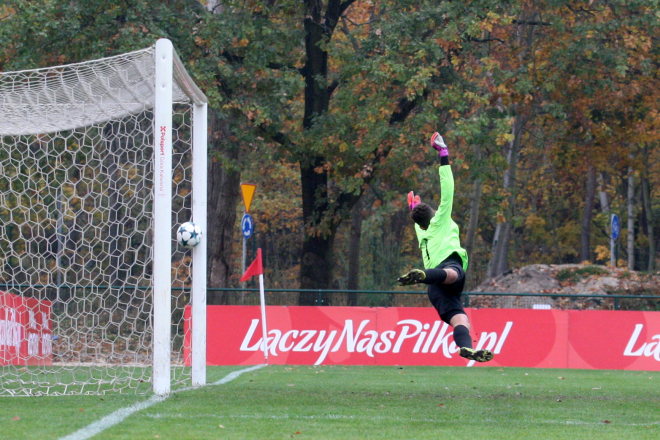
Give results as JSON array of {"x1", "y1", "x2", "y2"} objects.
[{"x1": 1, "y1": 365, "x2": 659, "y2": 439}]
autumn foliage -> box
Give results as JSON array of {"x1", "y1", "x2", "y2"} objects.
[{"x1": 1, "y1": 0, "x2": 659, "y2": 297}]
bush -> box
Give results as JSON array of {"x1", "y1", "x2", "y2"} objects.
[{"x1": 556, "y1": 266, "x2": 609, "y2": 283}]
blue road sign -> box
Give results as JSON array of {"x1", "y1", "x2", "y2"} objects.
[
  {"x1": 611, "y1": 214, "x2": 619, "y2": 240},
  {"x1": 241, "y1": 213, "x2": 254, "y2": 239}
]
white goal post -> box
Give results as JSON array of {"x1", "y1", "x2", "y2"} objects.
[{"x1": 0, "y1": 39, "x2": 207, "y2": 396}]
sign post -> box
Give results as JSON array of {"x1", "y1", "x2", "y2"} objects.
[
  {"x1": 611, "y1": 214, "x2": 619, "y2": 269},
  {"x1": 240, "y1": 184, "x2": 257, "y2": 299}
]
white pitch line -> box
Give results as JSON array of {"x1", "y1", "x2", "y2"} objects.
[
  {"x1": 210, "y1": 364, "x2": 266, "y2": 385},
  {"x1": 59, "y1": 364, "x2": 266, "y2": 440}
]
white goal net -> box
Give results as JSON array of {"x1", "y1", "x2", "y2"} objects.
[{"x1": 0, "y1": 40, "x2": 207, "y2": 396}]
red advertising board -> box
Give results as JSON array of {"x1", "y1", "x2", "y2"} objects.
[
  {"x1": 184, "y1": 306, "x2": 660, "y2": 371},
  {"x1": 568, "y1": 310, "x2": 660, "y2": 371},
  {"x1": 0, "y1": 291, "x2": 53, "y2": 366}
]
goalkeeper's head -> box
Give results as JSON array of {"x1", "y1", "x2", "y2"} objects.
[{"x1": 411, "y1": 203, "x2": 435, "y2": 230}]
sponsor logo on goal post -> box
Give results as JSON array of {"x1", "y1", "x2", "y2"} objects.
[{"x1": 157, "y1": 125, "x2": 168, "y2": 196}]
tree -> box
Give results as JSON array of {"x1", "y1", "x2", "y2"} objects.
[
  {"x1": 193, "y1": 0, "x2": 514, "y2": 296},
  {"x1": 0, "y1": 0, "x2": 250, "y2": 296},
  {"x1": 5, "y1": 0, "x2": 660, "y2": 294}
]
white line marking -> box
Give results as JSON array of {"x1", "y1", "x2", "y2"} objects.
[
  {"x1": 211, "y1": 364, "x2": 265, "y2": 386},
  {"x1": 59, "y1": 365, "x2": 266, "y2": 440}
]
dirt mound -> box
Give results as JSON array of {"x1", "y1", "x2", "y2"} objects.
[{"x1": 470, "y1": 264, "x2": 660, "y2": 310}]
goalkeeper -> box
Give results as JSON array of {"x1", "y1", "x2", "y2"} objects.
[{"x1": 398, "y1": 133, "x2": 493, "y2": 363}]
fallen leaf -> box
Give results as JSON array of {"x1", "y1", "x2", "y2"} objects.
[
  {"x1": 603, "y1": 420, "x2": 611, "y2": 424},
  {"x1": 219, "y1": 424, "x2": 225, "y2": 428},
  {"x1": 558, "y1": 377, "x2": 565, "y2": 380},
  {"x1": 592, "y1": 387, "x2": 601, "y2": 390},
  {"x1": 437, "y1": 403, "x2": 444, "y2": 407},
  {"x1": 557, "y1": 399, "x2": 562, "y2": 402},
  {"x1": 79, "y1": 408, "x2": 84, "y2": 412},
  {"x1": 13, "y1": 416, "x2": 20, "y2": 421}
]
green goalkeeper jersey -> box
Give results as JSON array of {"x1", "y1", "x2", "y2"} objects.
[{"x1": 414, "y1": 165, "x2": 469, "y2": 271}]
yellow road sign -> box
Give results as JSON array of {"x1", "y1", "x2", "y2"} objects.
[{"x1": 241, "y1": 183, "x2": 256, "y2": 213}]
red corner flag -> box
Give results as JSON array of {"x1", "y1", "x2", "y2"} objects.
[{"x1": 240, "y1": 248, "x2": 263, "y2": 282}]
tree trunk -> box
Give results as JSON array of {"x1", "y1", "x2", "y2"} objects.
[
  {"x1": 597, "y1": 172, "x2": 610, "y2": 213},
  {"x1": 465, "y1": 154, "x2": 483, "y2": 288},
  {"x1": 641, "y1": 147, "x2": 655, "y2": 272},
  {"x1": 489, "y1": 220, "x2": 505, "y2": 278},
  {"x1": 297, "y1": 0, "x2": 352, "y2": 298},
  {"x1": 298, "y1": 158, "x2": 337, "y2": 303},
  {"x1": 627, "y1": 165, "x2": 635, "y2": 271},
  {"x1": 548, "y1": 210, "x2": 563, "y2": 263},
  {"x1": 206, "y1": 109, "x2": 241, "y2": 304},
  {"x1": 381, "y1": 209, "x2": 408, "y2": 304},
  {"x1": 580, "y1": 164, "x2": 597, "y2": 262},
  {"x1": 299, "y1": 227, "x2": 336, "y2": 304},
  {"x1": 489, "y1": 114, "x2": 525, "y2": 278},
  {"x1": 495, "y1": 223, "x2": 513, "y2": 275},
  {"x1": 347, "y1": 195, "x2": 365, "y2": 305},
  {"x1": 465, "y1": 143, "x2": 483, "y2": 259}
]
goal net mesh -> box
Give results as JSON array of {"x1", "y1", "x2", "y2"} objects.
[{"x1": 0, "y1": 47, "x2": 196, "y2": 395}]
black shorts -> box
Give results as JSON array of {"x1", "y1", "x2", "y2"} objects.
[{"x1": 427, "y1": 253, "x2": 467, "y2": 324}]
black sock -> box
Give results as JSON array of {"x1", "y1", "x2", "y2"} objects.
[
  {"x1": 453, "y1": 325, "x2": 473, "y2": 349},
  {"x1": 423, "y1": 268, "x2": 447, "y2": 284}
]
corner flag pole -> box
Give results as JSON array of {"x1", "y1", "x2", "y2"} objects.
[
  {"x1": 258, "y1": 273, "x2": 268, "y2": 365},
  {"x1": 240, "y1": 248, "x2": 268, "y2": 364}
]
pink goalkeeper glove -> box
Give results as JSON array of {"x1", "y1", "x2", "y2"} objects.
[
  {"x1": 407, "y1": 191, "x2": 421, "y2": 210},
  {"x1": 431, "y1": 132, "x2": 448, "y2": 157}
]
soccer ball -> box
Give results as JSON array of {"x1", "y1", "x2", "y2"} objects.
[{"x1": 177, "y1": 221, "x2": 202, "y2": 248}]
